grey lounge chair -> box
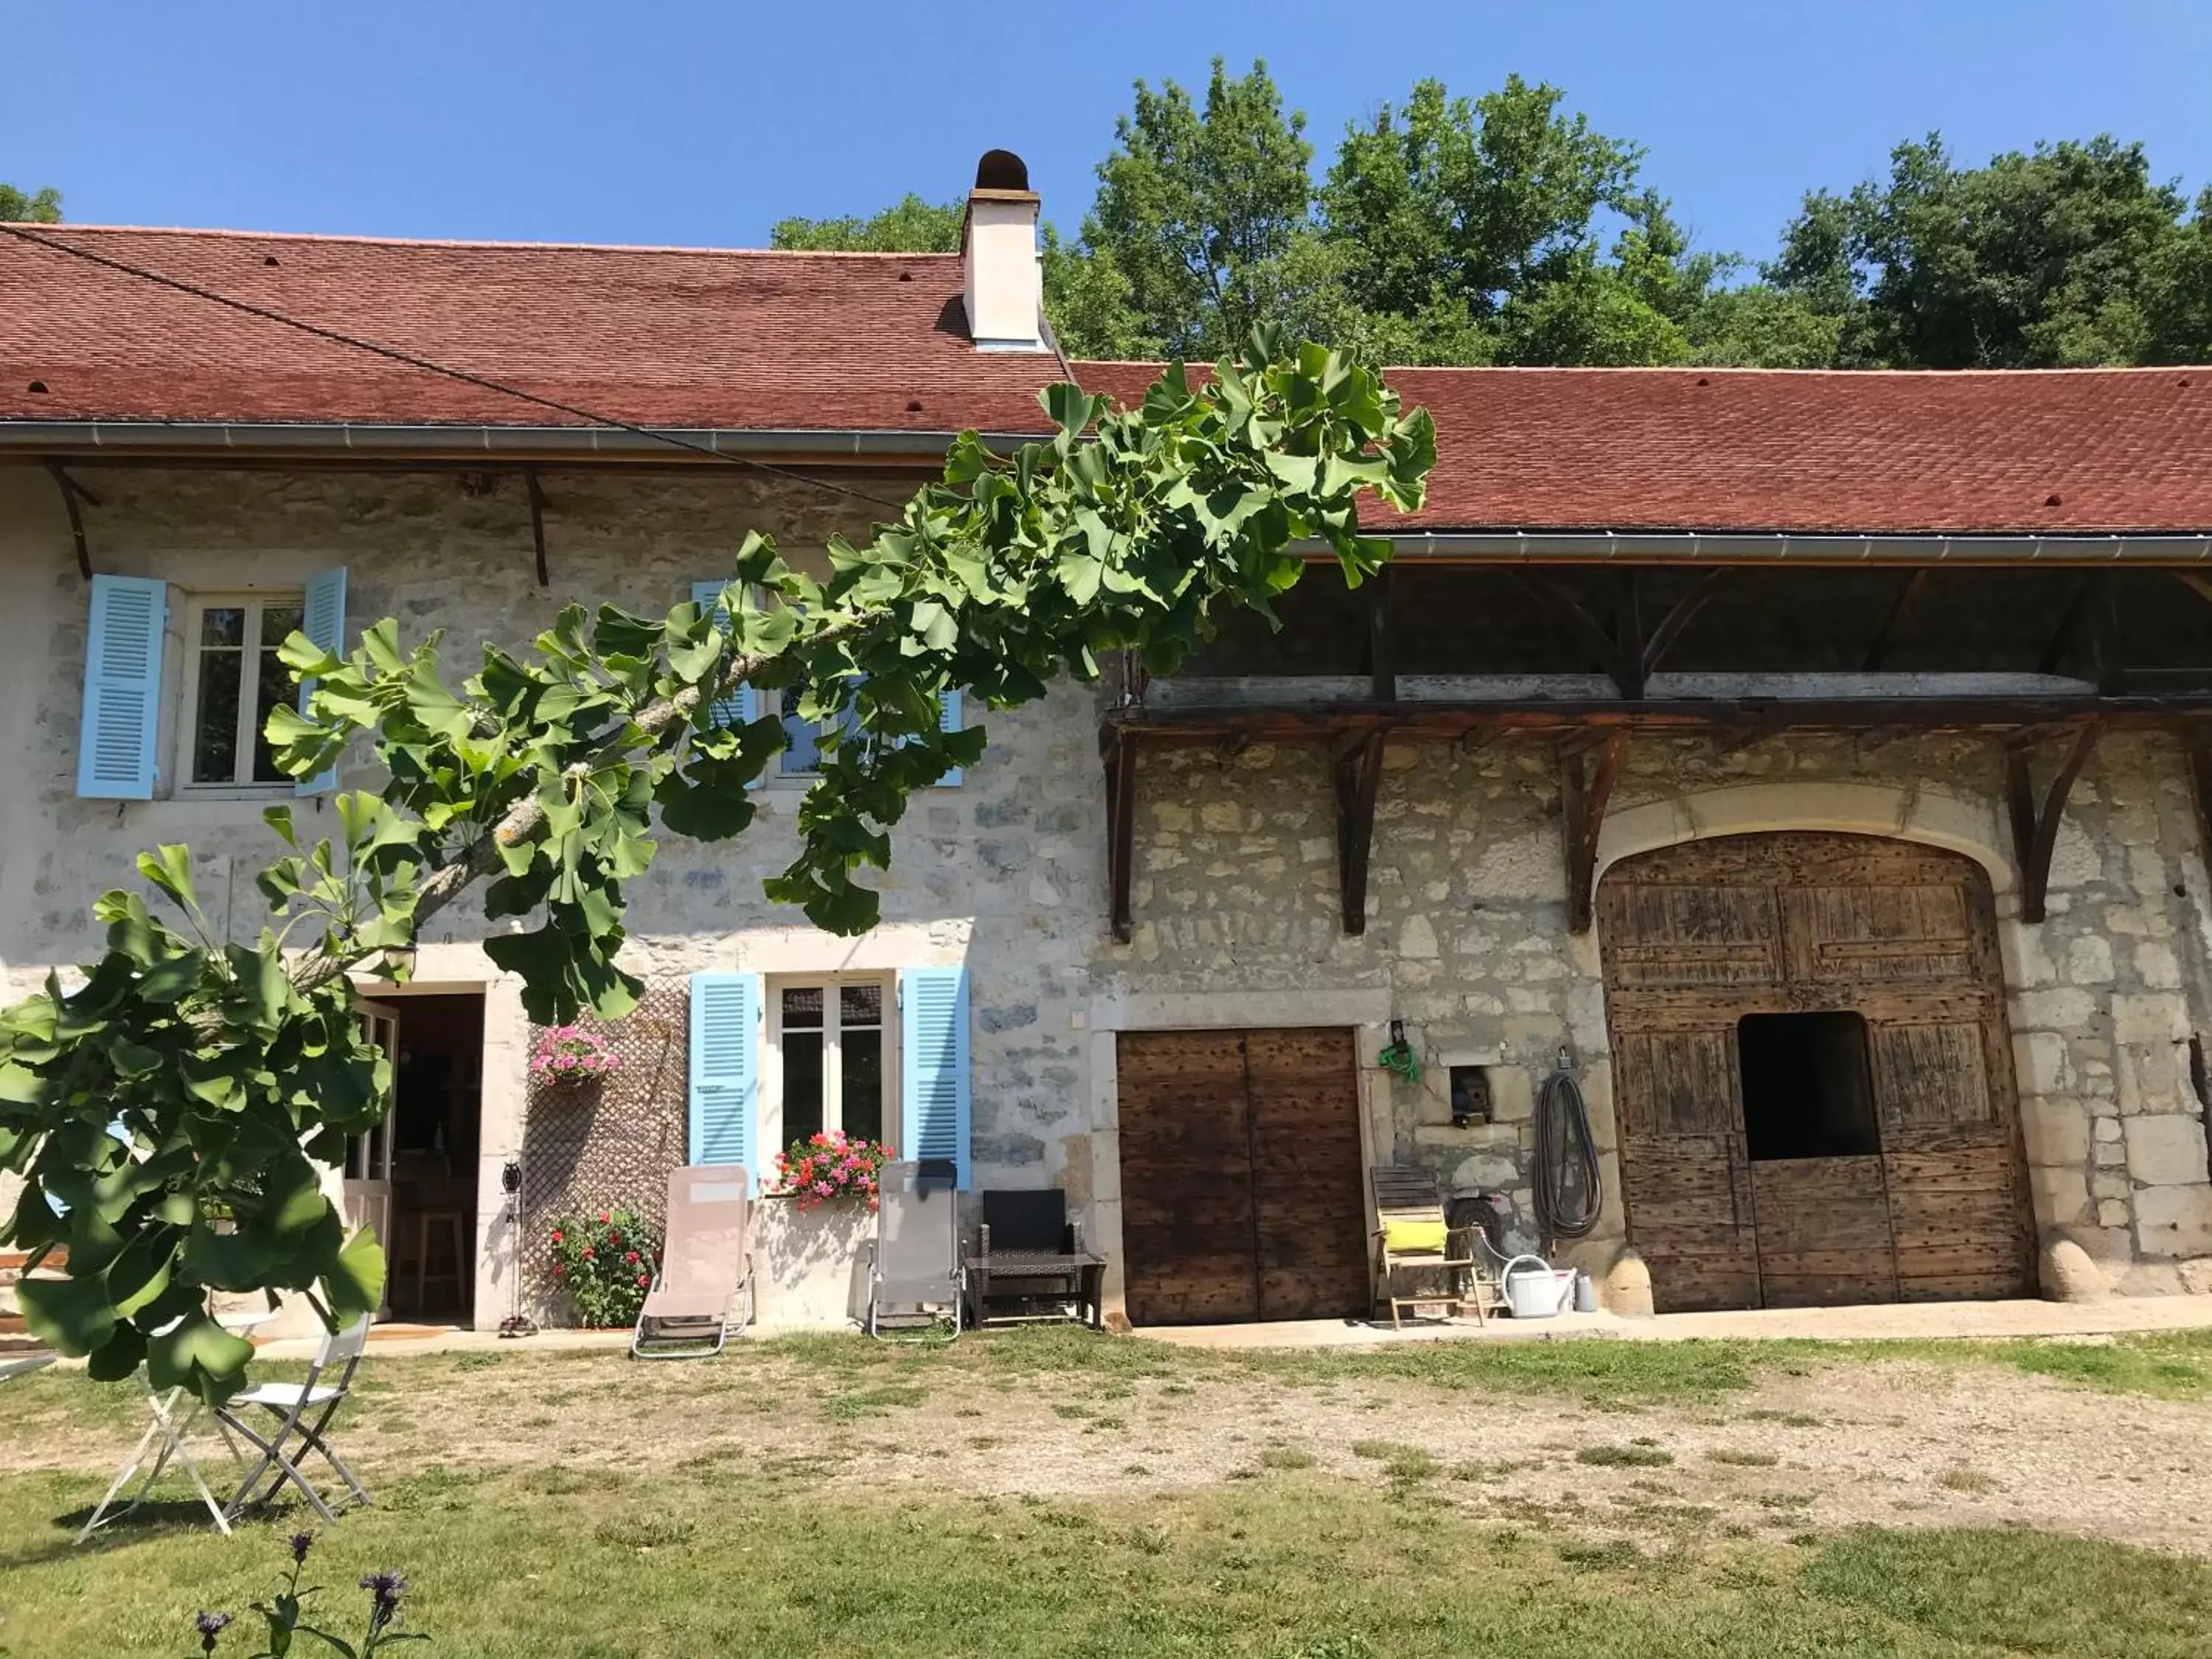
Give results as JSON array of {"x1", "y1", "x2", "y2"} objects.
[
  {"x1": 633, "y1": 1165, "x2": 754, "y2": 1359},
  {"x1": 866, "y1": 1159, "x2": 964, "y2": 1338},
  {"x1": 218, "y1": 1315, "x2": 372, "y2": 1524}
]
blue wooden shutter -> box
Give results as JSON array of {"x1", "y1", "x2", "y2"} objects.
[
  {"x1": 691, "y1": 580, "x2": 759, "y2": 732},
  {"x1": 296, "y1": 566, "x2": 347, "y2": 796},
  {"x1": 77, "y1": 575, "x2": 167, "y2": 799},
  {"x1": 936, "y1": 690, "x2": 965, "y2": 787},
  {"x1": 688, "y1": 971, "x2": 762, "y2": 1175},
  {"x1": 900, "y1": 966, "x2": 972, "y2": 1187}
]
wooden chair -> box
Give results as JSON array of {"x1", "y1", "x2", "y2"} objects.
[{"x1": 1371, "y1": 1166, "x2": 1494, "y2": 1329}]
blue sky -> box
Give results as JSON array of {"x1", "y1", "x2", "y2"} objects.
[{"x1": 8, "y1": 1, "x2": 2208, "y2": 265}]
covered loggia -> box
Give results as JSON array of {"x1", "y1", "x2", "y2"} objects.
[{"x1": 1596, "y1": 832, "x2": 2035, "y2": 1312}]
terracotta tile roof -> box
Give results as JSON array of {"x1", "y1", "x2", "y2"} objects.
[
  {"x1": 0, "y1": 225, "x2": 1065, "y2": 434},
  {"x1": 1075, "y1": 361, "x2": 2212, "y2": 536},
  {"x1": 3, "y1": 224, "x2": 2208, "y2": 535}
]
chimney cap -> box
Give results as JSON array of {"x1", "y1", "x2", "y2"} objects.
[{"x1": 973, "y1": 149, "x2": 1031, "y2": 192}]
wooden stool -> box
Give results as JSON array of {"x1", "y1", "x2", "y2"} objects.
[{"x1": 413, "y1": 1210, "x2": 469, "y2": 1318}]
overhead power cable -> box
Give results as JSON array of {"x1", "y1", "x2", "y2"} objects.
[{"x1": 0, "y1": 223, "x2": 914, "y2": 512}]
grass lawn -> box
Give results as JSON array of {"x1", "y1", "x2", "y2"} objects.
[{"x1": 3, "y1": 1327, "x2": 2208, "y2": 1658}]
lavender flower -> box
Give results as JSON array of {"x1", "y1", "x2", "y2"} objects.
[
  {"x1": 360, "y1": 1570, "x2": 408, "y2": 1626},
  {"x1": 195, "y1": 1610, "x2": 233, "y2": 1653}
]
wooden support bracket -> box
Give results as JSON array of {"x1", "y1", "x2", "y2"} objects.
[
  {"x1": 1332, "y1": 729, "x2": 1388, "y2": 935},
  {"x1": 525, "y1": 469, "x2": 552, "y2": 588},
  {"x1": 46, "y1": 462, "x2": 99, "y2": 580},
  {"x1": 1863, "y1": 568, "x2": 1931, "y2": 671},
  {"x1": 1560, "y1": 730, "x2": 1629, "y2": 933},
  {"x1": 1517, "y1": 568, "x2": 1724, "y2": 699},
  {"x1": 2187, "y1": 734, "x2": 2212, "y2": 883},
  {"x1": 2005, "y1": 720, "x2": 2102, "y2": 924},
  {"x1": 1641, "y1": 569, "x2": 1728, "y2": 681},
  {"x1": 1102, "y1": 726, "x2": 1138, "y2": 944}
]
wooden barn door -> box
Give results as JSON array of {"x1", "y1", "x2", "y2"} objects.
[
  {"x1": 1599, "y1": 834, "x2": 2033, "y2": 1312},
  {"x1": 1116, "y1": 1027, "x2": 1368, "y2": 1326}
]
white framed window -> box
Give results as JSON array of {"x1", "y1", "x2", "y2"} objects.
[
  {"x1": 768, "y1": 976, "x2": 893, "y2": 1149},
  {"x1": 175, "y1": 594, "x2": 304, "y2": 791}
]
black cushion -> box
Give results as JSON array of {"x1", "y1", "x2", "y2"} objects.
[{"x1": 981, "y1": 1188, "x2": 1066, "y2": 1252}]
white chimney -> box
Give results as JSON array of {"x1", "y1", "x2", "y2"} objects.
[{"x1": 962, "y1": 149, "x2": 1046, "y2": 353}]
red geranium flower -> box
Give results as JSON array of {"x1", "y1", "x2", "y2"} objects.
[
  {"x1": 625, "y1": 1251, "x2": 639, "y2": 1264},
  {"x1": 598, "y1": 1211, "x2": 611, "y2": 1224},
  {"x1": 581, "y1": 1246, "x2": 595, "y2": 1260},
  {"x1": 549, "y1": 1230, "x2": 563, "y2": 1244},
  {"x1": 552, "y1": 1262, "x2": 565, "y2": 1276},
  {"x1": 636, "y1": 1273, "x2": 649, "y2": 1286}
]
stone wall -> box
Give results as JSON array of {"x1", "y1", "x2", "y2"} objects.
[
  {"x1": 0, "y1": 462, "x2": 1104, "y2": 1320},
  {"x1": 1096, "y1": 727, "x2": 2212, "y2": 1294},
  {"x1": 5, "y1": 456, "x2": 2208, "y2": 1318}
]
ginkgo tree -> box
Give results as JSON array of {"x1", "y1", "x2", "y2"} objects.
[{"x1": 0, "y1": 338, "x2": 1434, "y2": 1399}]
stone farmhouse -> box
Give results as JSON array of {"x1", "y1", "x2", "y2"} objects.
[{"x1": 3, "y1": 153, "x2": 2211, "y2": 1332}]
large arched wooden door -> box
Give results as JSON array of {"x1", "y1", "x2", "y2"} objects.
[{"x1": 1598, "y1": 833, "x2": 2035, "y2": 1312}]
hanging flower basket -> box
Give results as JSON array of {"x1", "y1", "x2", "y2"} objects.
[
  {"x1": 773, "y1": 1131, "x2": 897, "y2": 1211},
  {"x1": 532, "y1": 1024, "x2": 620, "y2": 1091}
]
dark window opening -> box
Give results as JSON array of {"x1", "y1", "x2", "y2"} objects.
[
  {"x1": 1737, "y1": 1012, "x2": 1879, "y2": 1161},
  {"x1": 1448, "y1": 1065, "x2": 1492, "y2": 1126}
]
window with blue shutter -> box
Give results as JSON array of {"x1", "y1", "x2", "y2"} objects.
[
  {"x1": 296, "y1": 566, "x2": 347, "y2": 795},
  {"x1": 77, "y1": 575, "x2": 168, "y2": 799},
  {"x1": 689, "y1": 971, "x2": 762, "y2": 1177},
  {"x1": 691, "y1": 580, "x2": 759, "y2": 732},
  {"x1": 899, "y1": 966, "x2": 972, "y2": 1187},
  {"x1": 935, "y1": 690, "x2": 965, "y2": 787}
]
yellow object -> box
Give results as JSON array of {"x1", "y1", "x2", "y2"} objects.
[{"x1": 1382, "y1": 1217, "x2": 1448, "y2": 1254}]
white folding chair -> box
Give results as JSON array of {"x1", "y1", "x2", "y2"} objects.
[
  {"x1": 76, "y1": 1324, "x2": 256, "y2": 1545},
  {"x1": 218, "y1": 1315, "x2": 372, "y2": 1524}
]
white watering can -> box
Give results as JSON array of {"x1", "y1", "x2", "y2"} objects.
[{"x1": 1499, "y1": 1254, "x2": 1577, "y2": 1319}]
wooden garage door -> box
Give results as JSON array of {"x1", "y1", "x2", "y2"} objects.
[
  {"x1": 1116, "y1": 1027, "x2": 1369, "y2": 1326},
  {"x1": 1599, "y1": 833, "x2": 2035, "y2": 1312}
]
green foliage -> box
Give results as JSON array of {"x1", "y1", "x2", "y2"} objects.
[
  {"x1": 546, "y1": 1206, "x2": 659, "y2": 1328},
  {"x1": 1069, "y1": 59, "x2": 1324, "y2": 359},
  {"x1": 801, "y1": 67, "x2": 2208, "y2": 372},
  {"x1": 0, "y1": 815, "x2": 395, "y2": 1403},
  {"x1": 770, "y1": 193, "x2": 962, "y2": 252},
  {"x1": 1769, "y1": 133, "x2": 2205, "y2": 367},
  {"x1": 1, "y1": 179, "x2": 62, "y2": 223},
  {"x1": 0, "y1": 342, "x2": 1433, "y2": 1400}
]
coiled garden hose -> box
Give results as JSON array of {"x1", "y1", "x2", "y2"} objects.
[{"x1": 1533, "y1": 1061, "x2": 1603, "y2": 1245}]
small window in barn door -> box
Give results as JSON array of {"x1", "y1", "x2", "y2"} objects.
[{"x1": 1737, "y1": 1012, "x2": 1879, "y2": 1161}]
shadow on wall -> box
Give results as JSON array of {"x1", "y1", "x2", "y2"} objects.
[{"x1": 518, "y1": 978, "x2": 688, "y2": 1321}]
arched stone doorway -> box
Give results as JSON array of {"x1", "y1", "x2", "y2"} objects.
[{"x1": 1598, "y1": 832, "x2": 2037, "y2": 1312}]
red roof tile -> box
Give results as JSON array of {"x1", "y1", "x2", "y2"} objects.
[
  {"x1": 3, "y1": 225, "x2": 2208, "y2": 535},
  {"x1": 1076, "y1": 361, "x2": 2212, "y2": 536},
  {"x1": 0, "y1": 226, "x2": 1065, "y2": 434}
]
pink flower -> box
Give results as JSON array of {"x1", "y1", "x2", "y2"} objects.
[{"x1": 813, "y1": 1181, "x2": 832, "y2": 1196}]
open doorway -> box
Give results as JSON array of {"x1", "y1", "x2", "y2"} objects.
[{"x1": 364, "y1": 992, "x2": 485, "y2": 1325}]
